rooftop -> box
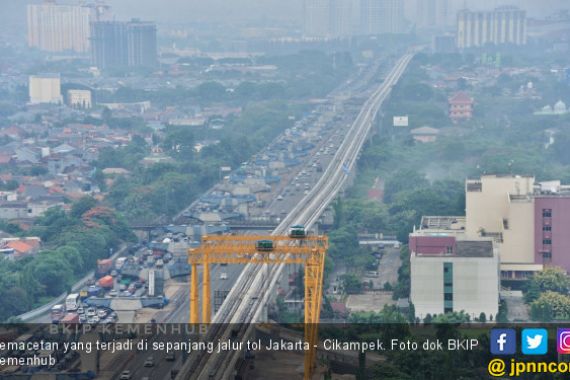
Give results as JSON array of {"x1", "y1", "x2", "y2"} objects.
[
  {"x1": 455, "y1": 240, "x2": 494, "y2": 258},
  {"x1": 420, "y1": 216, "x2": 465, "y2": 231}
]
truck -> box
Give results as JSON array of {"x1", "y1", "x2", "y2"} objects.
[
  {"x1": 115, "y1": 257, "x2": 127, "y2": 271},
  {"x1": 65, "y1": 293, "x2": 80, "y2": 311},
  {"x1": 50, "y1": 305, "x2": 65, "y2": 323},
  {"x1": 98, "y1": 275, "x2": 114, "y2": 289},
  {"x1": 61, "y1": 313, "x2": 79, "y2": 324},
  {"x1": 96, "y1": 259, "x2": 113, "y2": 277}
]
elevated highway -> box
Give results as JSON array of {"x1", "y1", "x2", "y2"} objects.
[{"x1": 176, "y1": 52, "x2": 414, "y2": 380}]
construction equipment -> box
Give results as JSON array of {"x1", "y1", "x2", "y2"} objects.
[{"x1": 188, "y1": 233, "x2": 328, "y2": 379}]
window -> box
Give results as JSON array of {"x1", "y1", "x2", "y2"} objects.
[
  {"x1": 543, "y1": 225, "x2": 552, "y2": 232},
  {"x1": 543, "y1": 239, "x2": 552, "y2": 245},
  {"x1": 542, "y1": 251, "x2": 552, "y2": 259},
  {"x1": 446, "y1": 246, "x2": 453, "y2": 254},
  {"x1": 543, "y1": 209, "x2": 552, "y2": 217},
  {"x1": 443, "y1": 263, "x2": 453, "y2": 312}
]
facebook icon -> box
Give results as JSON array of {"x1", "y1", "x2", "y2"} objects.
[{"x1": 491, "y1": 329, "x2": 516, "y2": 355}]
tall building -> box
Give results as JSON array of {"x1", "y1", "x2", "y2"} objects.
[
  {"x1": 126, "y1": 21, "x2": 158, "y2": 67},
  {"x1": 91, "y1": 20, "x2": 157, "y2": 70},
  {"x1": 27, "y1": 1, "x2": 94, "y2": 53},
  {"x1": 416, "y1": 0, "x2": 449, "y2": 28},
  {"x1": 29, "y1": 74, "x2": 63, "y2": 104},
  {"x1": 456, "y1": 6, "x2": 527, "y2": 49},
  {"x1": 330, "y1": 0, "x2": 354, "y2": 37},
  {"x1": 304, "y1": 0, "x2": 331, "y2": 37},
  {"x1": 360, "y1": 0, "x2": 405, "y2": 35}
]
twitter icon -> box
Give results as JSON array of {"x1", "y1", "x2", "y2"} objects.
[{"x1": 522, "y1": 329, "x2": 548, "y2": 355}]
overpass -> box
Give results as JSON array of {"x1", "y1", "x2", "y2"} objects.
[{"x1": 176, "y1": 52, "x2": 415, "y2": 379}]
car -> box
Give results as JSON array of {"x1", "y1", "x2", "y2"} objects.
[
  {"x1": 119, "y1": 370, "x2": 132, "y2": 380},
  {"x1": 97, "y1": 309, "x2": 107, "y2": 318},
  {"x1": 86, "y1": 308, "x2": 96, "y2": 317},
  {"x1": 79, "y1": 315, "x2": 87, "y2": 323},
  {"x1": 76, "y1": 307, "x2": 84, "y2": 314},
  {"x1": 277, "y1": 195, "x2": 284, "y2": 201},
  {"x1": 109, "y1": 290, "x2": 118, "y2": 297},
  {"x1": 220, "y1": 273, "x2": 228, "y2": 280},
  {"x1": 144, "y1": 356, "x2": 154, "y2": 367}
]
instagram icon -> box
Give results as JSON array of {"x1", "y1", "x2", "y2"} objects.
[{"x1": 557, "y1": 329, "x2": 570, "y2": 354}]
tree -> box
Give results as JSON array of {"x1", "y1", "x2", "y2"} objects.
[
  {"x1": 27, "y1": 254, "x2": 73, "y2": 297},
  {"x1": 341, "y1": 274, "x2": 363, "y2": 294},
  {"x1": 525, "y1": 267, "x2": 570, "y2": 303},
  {"x1": 70, "y1": 196, "x2": 97, "y2": 218},
  {"x1": 530, "y1": 291, "x2": 570, "y2": 321}
]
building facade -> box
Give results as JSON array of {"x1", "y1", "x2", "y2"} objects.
[
  {"x1": 29, "y1": 74, "x2": 62, "y2": 104},
  {"x1": 410, "y1": 230, "x2": 500, "y2": 319},
  {"x1": 91, "y1": 20, "x2": 157, "y2": 70},
  {"x1": 360, "y1": 0, "x2": 405, "y2": 35},
  {"x1": 27, "y1": 2, "x2": 93, "y2": 53},
  {"x1": 448, "y1": 92, "x2": 474, "y2": 122},
  {"x1": 456, "y1": 6, "x2": 527, "y2": 49},
  {"x1": 465, "y1": 175, "x2": 570, "y2": 279},
  {"x1": 416, "y1": 0, "x2": 449, "y2": 29},
  {"x1": 67, "y1": 89, "x2": 92, "y2": 109},
  {"x1": 303, "y1": 0, "x2": 331, "y2": 37}
]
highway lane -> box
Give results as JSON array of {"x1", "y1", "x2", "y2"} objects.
[{"x1": 183, "y1": 52, "x2": 415, "y2": 380}]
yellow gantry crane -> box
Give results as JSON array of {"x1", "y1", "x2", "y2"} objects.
[{"x1": 188, "y1": 230, "x2": 328, "y2": 380}]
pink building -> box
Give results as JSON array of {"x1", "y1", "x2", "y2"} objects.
[
  {"x1": 448, "y1": 92, "x2": 474, "y2": 123},
  {"x1": 534, "y1": 196, "x2": 570, "y2": 269}
]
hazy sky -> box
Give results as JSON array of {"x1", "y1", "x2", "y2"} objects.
[
  {"x1": 106, "y1": 0, "x2": 570, "y2": 23},
  {"x1": 1, "y1": 0, "x2": 568, "y2": 35}
]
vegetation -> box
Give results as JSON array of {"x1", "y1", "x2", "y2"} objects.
[
  {"x1": 0, "y1": 197, "x2": 134, "y2": 321},
  {"x1": 95, "y1": 51, "x2": 354, "y2": 224}
]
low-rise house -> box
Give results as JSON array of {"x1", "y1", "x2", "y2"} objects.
[{"x1": 410, "y1": 126, "x2": 440, "y2": 143}]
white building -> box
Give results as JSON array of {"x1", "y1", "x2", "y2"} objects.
[
  {"x1": 456, "y1": 6, "x2": 527, "y2": 49},
  {"x1": 410, "y1": 223, "x2": 500, "y2": 320},
  {"x1": 67, "y1": 89, "x2": 92, "y2": 109},
  {"x1": 27, "y1": 2, "x2": 94, "y2": 53},
  {"x1": 29, "y1": 74, "x2": 63, "y2": 105}
]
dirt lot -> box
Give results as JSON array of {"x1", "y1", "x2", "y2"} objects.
[{"x1": 346, "y1": 291, "x2": 395, "y2": 313}]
